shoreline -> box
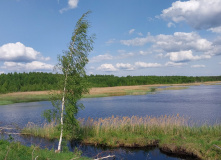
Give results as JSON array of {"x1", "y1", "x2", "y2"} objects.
[{"x1": 1, "y1": 81, "x2": 221, "y2": 105}]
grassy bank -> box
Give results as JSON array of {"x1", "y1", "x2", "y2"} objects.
[
  {"x1": 0, "y1": 139, "x2": 89, "y2": 160},
  {"x1": 22, "y1": 115, "x2": 221, "y2": 160},
  {"x1": 0, "y1": 91, "x2": 50, "y2": 105},
  {"x1": 1, "y1": 81, "x2": 220, "y2": 105},
  {"x1": 0, "y1": 84, "x2": 191, "y2": 105}
]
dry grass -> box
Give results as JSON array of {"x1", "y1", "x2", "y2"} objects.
[
  {"x1": 22, "y1": 121, "x2": 59, "y2": 139},
  {"x1": 78, "y1": 114, "x2": 188, "y2": 135},
  {"x1": 85, "y1": 81, "x2": 221, "y2": 97}
]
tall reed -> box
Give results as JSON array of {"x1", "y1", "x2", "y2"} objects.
[
  {"x1": 22, "y1": 121, "x2": 60, "y2": 139},
  {"x1": 78, "y1": 114, "x2": 189, "y2": 138},
  {"x1": 22, "y1": 115, "x2": 221, "y2": 159}
]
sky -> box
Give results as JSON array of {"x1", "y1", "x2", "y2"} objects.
[{"x1": 0, "y1": 0, "x2": 221, "y2": 76}]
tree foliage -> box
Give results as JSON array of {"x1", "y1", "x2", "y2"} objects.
[
  {"x1": 42, "y1": 11, "x2": 95, "y2": 151},
  {"x1": 1, "y1": 73, "x2": 221, "y2": 94}
]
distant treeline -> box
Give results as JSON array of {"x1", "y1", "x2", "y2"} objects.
[{"x1": 0, "y1": 72, "x2": 221, "y2": 93}]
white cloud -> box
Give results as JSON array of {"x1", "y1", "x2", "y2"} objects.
[
  {"x1": 139, "y1": 50, "x2": 152, "y2": 55},
  {"x1": 154, "y1": 32, "x2": 212, "y2": 52},
  {"x1": 105, "y1": 39, "x2": 116, "y2": 45},
  {"x1": 165, "y1": 61, "x2": 187, "y2": 67},
  {"x1": 191, "y1": 65, "x2": 206, "y2": 68},
  {"x1": 161, "y1": 0, "x2": 221, "y2": 30},
  {"x1": 129, "y1": 29, "x2": 135, "y2": 34},
  {"x1": 116, "y1": 63, "x2": 135, "y2": 70},
  {"x1": 167, "y1": 22, "x2": 176, "y2": 28},
  {"x1": 135, "y1": 61, "x2": 162, "y2": 68},
  {"x1": 0, "y1": 42, "x2": 42, "y2": 62},
  {"x1": 166, "y1": 50, "x2": 211, "y2": 62},
  {"x1": 0, "y1": 71, "x2": 4, "y2": 74},
  {"x1": 121, "y1": 35, "x2": 154, "y2": 46},
  {"x1": 2, "y1": 61, "x2": 54, "y2": 72},
  {"x1": 138, "y1": 32, "x2": 143, "y2": 36},
  {"x1": 156, "y1": 53, "x2": 164, "y2": 59},
  {"x1": 97, "y1": 64, "x2": 117, "y2": 72},
  {"x1": 121, "y1": 32, "x2": 213, "y2": 52},
  {"x1": 68, "y1": 0, "x2": 79, "y2": 8},
  {"x1": 121, "y1": 32, "x2": 219, "y2": 62},
  {"x1": 208, "y1": 26, "x2": 221, "y2": 33},
  {"x1": 59, "y1": 0, "x2": 79, "y2": 13},
  {"x1": 90, "y1": 54, "x2": 113, "y2": 63}
]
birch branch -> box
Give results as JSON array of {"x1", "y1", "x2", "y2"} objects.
[{"x1": 94, "y1": 155, "x2": 115, "y2": 160}]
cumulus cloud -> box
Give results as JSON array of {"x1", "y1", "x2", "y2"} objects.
[
  {"x1": 116, "y1": 63, "x2": 135, "y2": 70},
  {"x1": 135, "y1": 61, "x2": 162, "y2": 68},
  {"x1": 208, "y1": 26, "x2": 221, "y2": 33},
  {"x1": 121, "y1": 32, "x2": 220, "y2": 62},
  {"x1": 97, "y1": 64, "x2": 117, "y2": 72},
  {"x1": 0, "y1": 42, "x2": 42, "y2": 62},
  {"x1": 161, "y1": 0, "x2": 221, "y2": 30},
  {"x1": 191, "y1": 65, "x2": 206, "y2": 68},
  {"x1": 2, "y1": 61, "x2": 54, "y2": 72},
  {"x1": 90, "y1": 54, "x2": 113, "y2": 63},
  {"x1": 121, "y1": 32, "x2": 213, "y2": 52},
  {"x1": 166, "y1": 50, "x2": 211, "y2": 62},
  {"x1": 154, "y1": 32, "x2": 212, "y2": 52},
  {"x1": 60, "y1": 0, "x2": 79, "y2": 13}
]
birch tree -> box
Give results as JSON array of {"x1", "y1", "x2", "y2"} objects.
[{"x1": 44, "y1": 11, "x2": 94, "y2": 152}]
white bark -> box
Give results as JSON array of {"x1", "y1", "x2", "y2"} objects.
[{"x1": 57, "y1": 72, "x2": 68, "y2": 152}]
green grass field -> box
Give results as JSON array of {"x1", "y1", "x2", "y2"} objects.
[{"x1": 0, "y1": 139, "x2": 90, "y2": 160}]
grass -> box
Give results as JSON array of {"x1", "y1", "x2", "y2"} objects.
[
  {"x1": 0, "y1": 139, "x2": 90, "y2": 160},
  {"x1": 22, "y1": 115, "x2": 221, "y2": 160},
  {"x1": 0, "y1": 91, "x2": 50, "y2": 105}
]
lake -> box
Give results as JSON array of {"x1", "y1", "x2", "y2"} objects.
[{"x1": 0, "y1": 85, "x2": 220, "y2": 159}]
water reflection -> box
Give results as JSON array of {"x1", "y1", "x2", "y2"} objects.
[{"x1": 1, "y1": 85, "x2": 220, "y2": 159}]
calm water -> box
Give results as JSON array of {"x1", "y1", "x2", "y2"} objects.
[{"x1": 0, "y1": 85, "x2": 221, "y2": 159}]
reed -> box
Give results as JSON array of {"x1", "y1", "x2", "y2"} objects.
[
  {"x1": 22, "y1": 115, "x2": 221, "y2": 159},
  {"x1": 78, "y1": 114, "x2": 188, "y2": 137},
  {"x1": 22, "y1": 121, "x2": 60, "y2": 139}
]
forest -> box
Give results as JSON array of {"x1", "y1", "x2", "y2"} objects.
[{"x1": 0, "y1": 72, "x2": 221, "y2": 94}]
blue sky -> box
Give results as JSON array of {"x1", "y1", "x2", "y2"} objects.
[{"x1": 0, "y1": 0, "x2": 221, "y2": 76}]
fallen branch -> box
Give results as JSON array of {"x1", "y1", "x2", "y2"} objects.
[
  {"x1": 214, "y1": 145, "x2": 221, "y2": 150},
  {"x1": 4, "y1": 146, "x2": 10, "y2": 160},
  {"x1": 94, "y1": 155, "x2": 115, "y2": 160},
  {"x1": 2, "y1": 132, "x2": 20, "y2": 135},
  {"x1": 70, "y1": 157, "x2": 80, "y2": 160},
  {"x1": 0, "y1": 127, "x2": 15, "y2": 130}
]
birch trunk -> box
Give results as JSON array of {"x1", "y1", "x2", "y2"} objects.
[{"x1": 57, "y1": 72, "x2": 68, "y2": 152}]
